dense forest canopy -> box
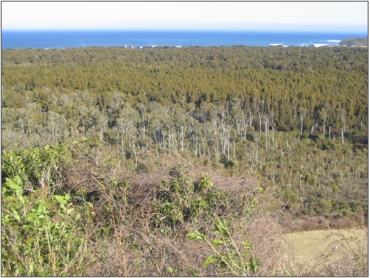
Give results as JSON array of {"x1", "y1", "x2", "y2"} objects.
[
  {"x1": 1, "y1": 44, "x2": 368, "y2": 276},
  {"x1": 1, "y1": 45, "x2": 368, "y2": 219}
]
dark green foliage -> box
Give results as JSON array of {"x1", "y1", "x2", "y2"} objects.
[
  {"x1": 152, "y1": 172, "x2": 228, "y2": 227},
  {"x1": 1, "y1": 45, "x2": 367, "y2": 222},
  {"x1": 2, "y1": 144, "x2": 72, "y2": 192}
]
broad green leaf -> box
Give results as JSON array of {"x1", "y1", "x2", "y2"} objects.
[
  {"x1": 285, "y1": 269, "x2": 293, "y2": 276},
  {"x1": 189, "y1": 268, "x2": 199, "y2": 276},
  {"x1": 186, "y1": 233, "x2": 197, "y2": 240},
  {"x1": 28, "y1": 262, "x2": 34, "y2": 275},
  {"x1": 5, "y1": 176, "x2": 23, "y2": 193},
  {"x1": 53, "y1": 195, "x2": 67, "y2": 205},
  {"x1": 19, "y1": 196, "x2": 25, "y2": 205},
  {"x1": 202, "y1": 255, "x2": 219, "y2": 267},
  {"x1": 66, "y1": 208, "x2": 74, "y2": 215},
  {"x1": 215, "y1": 216, "x2": 227, "y2": 232},
  {"x1": 37, "y1": 202, "x2": 47, "y2": 214},
  {"x1": 12, "y1": 209, "x2": 21, "y2": 222},
  {"x1": 26, "y1": 211, "x2": 38, "y2": 222},
  {"x1": 212, "y1": 239, "x2": 224, "y2": 246},
  {"x1": 26, "y1": 238, "x2": 35, "y2": 246},
  {"x1": 242, "y1": 242, "x2": 252, "y2": 248},
  {"x1": 194, "y1": 230, "x2": 206, "y2": 240}
]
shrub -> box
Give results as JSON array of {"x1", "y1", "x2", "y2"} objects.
[
  {"x1": 2, "y1": 177, "x2": 95, "y2": 276},
  {"x1": 187, "y1": 216, "x2": 259, "y2": 276},
  {"x1": 152, "y1": 174, "x2": 229, "y2": 227},
  {"x1": 2, "y1": 143, "x2": 72, "y2": 192}
]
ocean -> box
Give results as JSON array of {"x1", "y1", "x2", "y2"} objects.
[{"x1": 1, "y1": 30, "x2": 367, "y2": 49}]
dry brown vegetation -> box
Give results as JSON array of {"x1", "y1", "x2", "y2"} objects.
[
  {"x1": 284, "y1": 228, "x2": 368, "y2": 276},
  {"x1": 63, "y1": 140, "x2": 367, "y2": 276},
  {"x1": 283, "y1": 214, "x2": 365, "y2": 233},
  {"x1": 2, "y1": 138, "x2": 367, "y2": 276}
]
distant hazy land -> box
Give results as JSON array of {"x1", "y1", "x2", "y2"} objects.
[{"x1": 340, "y1": 38, "x2": 368, "y2": 47}]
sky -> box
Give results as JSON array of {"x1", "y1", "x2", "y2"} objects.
[{"x1": 2, "y1": 2, "x2": 368, "y2": 33}]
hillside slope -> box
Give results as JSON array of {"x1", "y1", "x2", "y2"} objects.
[{"x1": 340, "y1": 38, "x2": 368, "y2": 47}]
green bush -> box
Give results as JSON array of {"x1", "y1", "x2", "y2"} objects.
[
  {"x1": 2, "y1": 143, "x2": 72, "y2": 192},
  {"x1": 2, "y1": 177, "x2": 95, "y2": 276},
  {"x1": 153, "y1": 174, "x2": 228, "y2": 227},
  {"x1": 187, "y1": 216, "x2": 259, "y2": 276}
]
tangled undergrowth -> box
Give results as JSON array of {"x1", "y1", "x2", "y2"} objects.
[{"x1": 2, "y1": 137, "x2": 367, "y2": 276}]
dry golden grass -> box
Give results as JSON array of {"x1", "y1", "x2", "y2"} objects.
[{"x1": 284, "y1": 227, "x2": 368, "y2": 276}]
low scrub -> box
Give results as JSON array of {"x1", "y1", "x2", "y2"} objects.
[{"x1": 2, "y1": 138, "x2": 367, "y2": 276}]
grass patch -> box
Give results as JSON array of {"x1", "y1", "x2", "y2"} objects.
[{"x1": 284, "y1": 228, "x2": 368, "y2": 276}]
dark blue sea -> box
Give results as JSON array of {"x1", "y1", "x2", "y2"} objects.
[{"x1": 2, "y1": 30, "x2": 367, "y2": 49}]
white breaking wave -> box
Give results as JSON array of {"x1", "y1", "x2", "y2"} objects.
[{"x1": 313, "y1": 44, "x2": 329, "y2": 47}]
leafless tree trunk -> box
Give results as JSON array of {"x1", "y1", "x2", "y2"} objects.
[
  {"x1": 263, "y1": 116, "x2": 269, "y2": 150},
  {"x1": 254, "y1": 134, "x2": 259, "y2": 165},
  {"x1": 227, "y1": 132, "x2": 230, "y2": 160},
  {"x1": 121, "y1": 133, "x2": 124, "y2": 154},
  {"x1": 132, "y1": 143, "x2": 137, "y2": 165},
  {"x1": 299, "y1": 108, "x2": 309, "y2": 133},
  {"x1": 180, "y1": 126, "x2": 184, "y2": 151}
]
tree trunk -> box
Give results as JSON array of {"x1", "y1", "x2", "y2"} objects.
[
  {"x1": 264, "y1": 118, "x2": 269, "y2": 150},
  {"x1": 132, "y1": 143, "x2": 137, "y2": 165},
  {"x1": 259, "y1": 116, "x2": 262, "y2": 134},
  {"x1": 121, "y1": 133, "x2": 124, "y2": 154},
  {"x1": 226, "y1": 133, "x2": 230, "y2": 160},
  {"x1": 180, "y1": 126, "x2": 184, "y2": 151},
  {"x1": 300, "y1": 120, "x2": 303, "y2": 133},
  {"x1": 322, "y1": 119, "x2": 326, "y2": 135},
  {"x1": 256, "y1": 141, "x2": 258, "y2": 165},
  {"x1": 233, "y1": 139, "x2": 236, "y2": 159}
]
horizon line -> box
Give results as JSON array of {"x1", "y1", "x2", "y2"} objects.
[{"x1": 3, "y1": 28, "x2": 368, "y2": 34}]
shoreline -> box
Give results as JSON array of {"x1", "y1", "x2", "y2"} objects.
[
  {"x1": 4, "y1": 43, "x2": 363, "y2": 51},
  {"x1": 3, "y1": 30, "x2": 366, "y2": 50}
]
